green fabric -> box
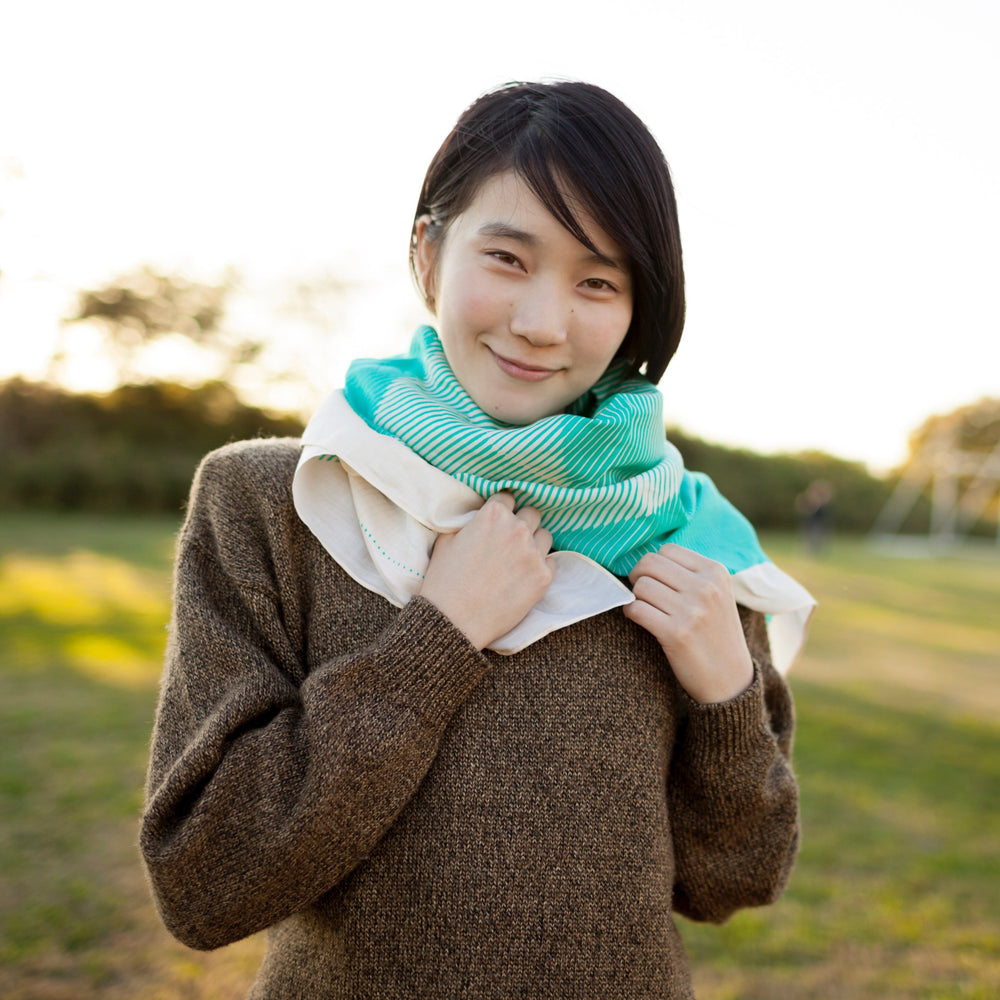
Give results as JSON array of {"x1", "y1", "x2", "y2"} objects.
[{"x1": 343, "y1": 326, "x2": 770, "y2": 578}]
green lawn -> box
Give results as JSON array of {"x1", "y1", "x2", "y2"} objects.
[
  {"x1": 0, "y1": 513, "x2": 997, "y2": 998},
  {"x1": 686, "y1": 533, "x2": 1000, "y2": 999}
]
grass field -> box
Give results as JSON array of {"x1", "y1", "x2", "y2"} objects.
[{"x1": 0, "y1": 512, "x2": 997, "y2": 998}]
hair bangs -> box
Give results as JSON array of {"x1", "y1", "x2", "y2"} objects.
[
  {"x1": 512, "y1": 142, "x2": 604, "y2": 261},
  {"x1": 411, "y1": 81, "x2": 685, "y2": 383}
]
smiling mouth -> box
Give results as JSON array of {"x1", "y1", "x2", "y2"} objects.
[{"x1": 490, "y1": 349, "x2": 560, "y2": 382}]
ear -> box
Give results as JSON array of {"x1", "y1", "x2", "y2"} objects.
[{"x1": 413, "y1": 214, "x2": 439, "y2": 310}]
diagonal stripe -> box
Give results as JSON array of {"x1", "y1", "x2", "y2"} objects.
[{"x1": 343, "y1": 326, "x2": 772, "y2": 576}]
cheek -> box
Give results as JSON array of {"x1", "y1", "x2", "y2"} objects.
[
  {"x1": 440, "y1": 268, "x2": 506, "y2": 330},
  {"x1": 581, "y1": 307, "x2": 632, "y2": 366}
]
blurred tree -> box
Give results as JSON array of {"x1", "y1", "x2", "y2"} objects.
[
  {"x1": 904, "y1": 397, "x2": 1000, "y2": 467},
  {"x1": 0, "y1": 377, "x2": 304, "y2": 512},
  {"x1": 873, "y1": 398, "x2": 1000, "y2": 541},
  {"x1": 54, "y1": 266, "x2": 263, "y2": 384},
  {"x1": 668, "y1": 427, "x2": 892, "y2": 533}
]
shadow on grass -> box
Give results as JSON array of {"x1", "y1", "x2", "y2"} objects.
[
  {"x1": 0, "y1": 656, "x2": 264, "y2": 1000},
  {"x1": 3, "y1": 521, "x2": 998, "y2": 998},
  {"x1": 685, "y1": 677, "x2": 1000, "y2": 999},
  {"x1": 0, "y1": 522, "x2": 265, "y2": 998},
  {"x1": 5, "y1": 663, "x2": 997, "y2": 998}
]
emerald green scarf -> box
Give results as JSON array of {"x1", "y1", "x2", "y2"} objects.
[{"x1": 345, "y1": 326, "x2": 768, "y2": 578}]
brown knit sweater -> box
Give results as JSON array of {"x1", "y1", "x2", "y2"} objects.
[{"x1": 141, "y1": 438, "x2": 799, "y2": 999}]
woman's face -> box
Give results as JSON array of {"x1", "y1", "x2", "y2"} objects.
[{"x1": 414, "y1": 172, "x2": 633, "y2": 425}]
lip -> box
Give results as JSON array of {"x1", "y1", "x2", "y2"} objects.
[{"x1": 489, "y1": 348, "x2": 560, "y2": 382}]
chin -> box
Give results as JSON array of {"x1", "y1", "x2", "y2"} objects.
[
  {"x1": 493, "y1": 403, "x2": 561, "y2": 426},
  {"x1": 470, "y1": 380, "x2": 568, "y2": 426}
]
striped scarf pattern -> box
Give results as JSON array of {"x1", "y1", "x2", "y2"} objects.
[{"x1": 342, "y1": 326, "x2": 769, "y2": 578}]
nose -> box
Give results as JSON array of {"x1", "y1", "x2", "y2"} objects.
[{"x1": 508, "y1": 280, "x2": 569, "y2": 347}]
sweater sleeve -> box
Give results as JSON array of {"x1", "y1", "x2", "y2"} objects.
[
  {"x1": 140, "y1": 444, "x2": 491, "y2": 951},
  {"x1": 667, "y1": 607, "x2": 800, "y2": 924}
]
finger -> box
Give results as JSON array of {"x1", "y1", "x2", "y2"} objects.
[
  {"x1": 656, "y1": 543, "x2": 724, "y2": 575},
  {"x1": 514, "y1": 504, "x2": 542, "y2": 532},
  {"x1": 630, "y1": 572, "x2": 680, "y2": 615},
  {"x1": 659, "y1": 546, "x2": 733, "y2": 599},
  {"x1": 622, "y1": 597, "x2": 668, "y2": 634},
  {"x1": 485, "y1": 491, "x2": 517, "y2": 510},
  {"x1": 532, "y1": 527, "x2": 553, "y2": 556},
  {"x1": 627, "y1": 550, "x2": 692, "y2": 589}
]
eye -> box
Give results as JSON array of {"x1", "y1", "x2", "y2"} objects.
[
  {"x1": 487, "y1": 250, "x2": 523, "y2": 268},
  {"x1": 581, "y1": 277, "x2": 617, "y2": 292}
]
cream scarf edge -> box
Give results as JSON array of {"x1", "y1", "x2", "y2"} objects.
[{"x1": 293, "y1": 390, "x2": 813, "y2": 672}]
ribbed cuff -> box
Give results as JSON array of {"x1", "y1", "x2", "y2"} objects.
[
  {"x1": 371, "y1": 596, "x2": 493, "y2": 728},
  {"x1": 680, "y1": 663, "x2": 771, "y2": 762}
]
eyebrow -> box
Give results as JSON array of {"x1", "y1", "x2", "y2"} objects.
[{"x1": 476, "y1": 221, "x2": 627, "y2": 272}]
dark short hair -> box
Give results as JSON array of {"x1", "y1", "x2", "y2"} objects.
[{"x1": 410, "y1": 80, "x2": 685, "y2": 383}]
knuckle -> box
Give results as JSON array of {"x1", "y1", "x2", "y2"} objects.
[
  {"x1": 510, "y1": 519, "x2": 533, "y2": 544},
  {"x1": 485, "y1": 498, "x2": 507, "y2": 518},
  {"x1": 481, "y1": 503, "x2": 511, "y2": 530},
  {"x1": 632, "y1": 553, "x2": 655, "y2": 578}
]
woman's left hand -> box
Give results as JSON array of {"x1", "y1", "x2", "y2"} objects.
[{"x1": 624, "y1": 543, "x2": 754, "y2": 704}]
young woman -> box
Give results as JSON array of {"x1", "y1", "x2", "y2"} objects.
[{"x1": 141, "y1": 80, "x2": 814, "y2": 998}]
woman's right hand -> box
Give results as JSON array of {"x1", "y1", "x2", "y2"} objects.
[{"x1": 418, "y1": 492, "x2": 554, "y2": 650}]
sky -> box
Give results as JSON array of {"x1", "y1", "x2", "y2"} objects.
[{"x1": 1, "y1": 0, "x2": 997, "y2": 473}]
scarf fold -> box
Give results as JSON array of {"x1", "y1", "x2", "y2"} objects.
[{"x1": 294, "y1": 327, "x2": 814, "y2": 671}]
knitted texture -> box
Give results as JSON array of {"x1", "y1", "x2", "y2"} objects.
[{"x1": 141, "y1": 439, "x2": 800, "y2": 999}]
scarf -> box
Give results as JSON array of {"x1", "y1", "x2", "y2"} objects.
[{"x1": 294, "y1": 327, "x2": 814, "y2": 670}]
